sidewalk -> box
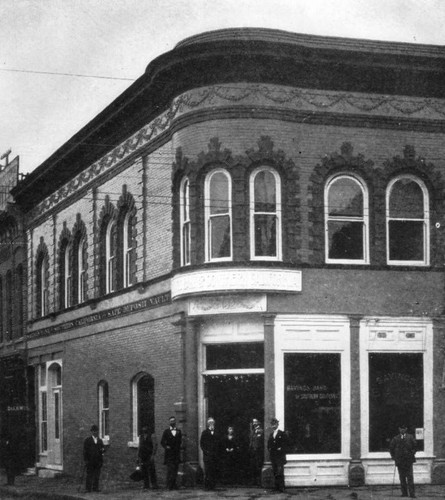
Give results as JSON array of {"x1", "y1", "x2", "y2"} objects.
[{"x1": 0, "y1": 472, "x2": 444, "y2": 500}]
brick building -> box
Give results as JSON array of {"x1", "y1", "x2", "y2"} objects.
[
  {"x1": 0, "y1": 154, "x2": 34, "y2": 468},
  {"x1": 10, "y1": 28, "x2": 445, "y2": 486}
]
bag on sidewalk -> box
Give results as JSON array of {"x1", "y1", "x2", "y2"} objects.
[{"x1": 129, "y1": 464, "x2": 144, "y2": 482}]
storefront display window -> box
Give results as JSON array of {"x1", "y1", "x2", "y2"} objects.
[
  {"x1": 284, "y1": 353, "x2": 341, "y2": 454},
  {"x1": 369, "y1": 353, "x2": 423, "y2": 452}
]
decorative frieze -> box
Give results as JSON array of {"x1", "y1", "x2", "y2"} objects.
[
  {"x1": 188, "y1": 294, "x2": 266, "y2": 316},
  {"x1": 29, "y1": 83, "x2": 445, "y2": 220},
  {"x1": 171, "y1": 268, "x2": 302, "y2": 299}
]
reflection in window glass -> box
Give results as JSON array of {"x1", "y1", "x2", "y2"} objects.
[
  {"x1": 252, "y1": 170, "x2": 279, "y2": 258},
  {"x1": 326, "y1": 176, "x2": 367, "y2": 262},
  {"x1": 369, "y1": 353, "x2": 423, "y2": 452},
  {"x1": 207, "y1": 171, "x2": 231, "y2": 260},
  {"x1": 387, "y1": 177, "x2": 427, "y2": 263},
  {"x1": 285, "y1": 353, "x2": 341, "y2": 454},
  {"x1": 137, "y1": 375, "x2": 154, "y2": 435}
]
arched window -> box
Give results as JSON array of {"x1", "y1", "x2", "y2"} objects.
[
  {"x1": 15, "y1": 264, "x2": 24, "y2": 337},
  {"x1": 386, "y1": 175, "x2": 429, "y2": 265},
  {"x1": 131, "y1": 373, "x2": 155, "y2": 442},
  {"x1": 204, "y1": 169, "x2": 232, "y2": 262},
  {"x1": 98, "y1": 381, "x2": 110, "y2": 443},
  {"x1": 63, "y1": 243, "x2": 73, "y2": 308},
  {"x1": 180, "y1": 177, "x2": 191, "y2": 266},
  {"x1": 325, "y1": 175, "x2": 369, "y2": 264},
  {"x1": 250, "y1": 167, "x2": 282, "y2": 260},
  {"x1": 106, "y1": 219, "x2": 117, "y2": 293},
  {"x1": 123, "y1": 212, "x2": 134, "y2": 288},
  {"x1": 5, "y1": 271, "x2": 12, "y2": 340},
  {"x1": 76, "y1": 237, "x2": 87, "y2": 304},
  {"x1": 36, "y1": 251, "x2": 49, "y2": 317}
]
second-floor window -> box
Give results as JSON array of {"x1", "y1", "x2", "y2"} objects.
[
  {"x1": 77, "y1": 237, "x2": 87, "y2": 303},
  {"x1": 180, "y1": 177, "x2": 191, "y2": 266},
  {"x1": 123, "y1": 212, "x2": 134, "y2": 288},
  {"x1": 386, "y1": 175, "x2": 429, "y2": 265},
  {"x1": 64, "y1": 243, "x2": 73, "y2": 308},
  {"x1": 325, "y1": 174, "x2": 369, "y2": 264},
  {"x1": 205, "y1": 169, "x2": 232, "y2": 262},
  {"x1": 250, "y1": 167, "x2": 282, "y2": 260},
  {"x1": 106, "y1": 220, "x2": 117, "y2": 293},
  {"x1": 36, "y1": 253, "x2": 48, "y2": 317}
]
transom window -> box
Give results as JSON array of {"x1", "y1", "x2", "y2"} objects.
[
  {"x1": 204, "y1": 169, "x2": 232, "y2": 262},
  {"x1": 250, "y1": 167, "x2": 282, "y2": 260},
  {"x1": 325, "y1": 175, "x2": 369, "y2": 264},
  {"x1": 386, "y1": 175, "x2": 429, "y2": 265}
]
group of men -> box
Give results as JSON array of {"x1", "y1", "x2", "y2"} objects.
[
  {"x1": 83, "y1": 415, "x2": 288, "y2": 493},
  {"x1": 83, "y1": 419, "x2": 417, "y2": 496}
]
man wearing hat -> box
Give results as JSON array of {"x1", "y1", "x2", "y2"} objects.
[
  {"x1": 267, "y1": 418, "x2": 288, "y2": 492},
  {"x1": 83, "y1": 424, "x2": 105, "y2": 493},
  {"x1": 389, "y1": 424, "x2": 417, "y2": 498}
]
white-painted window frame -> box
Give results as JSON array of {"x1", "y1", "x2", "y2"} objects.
[
  {"x1": 324, "y1": 173, "x2": 369, "y2": 265},
  {"x1": 249, "y1": 166, "x2": 282, "y2": 261},
  {"x1": 386, "y1": 175, "x2": 429, "y2": 266},
  {"x1": 204, "y1": 169, "x2": 233, "y2": 262}
]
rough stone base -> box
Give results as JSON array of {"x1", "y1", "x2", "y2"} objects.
[
  {"x1": 349, "y1": 460, "x2": 365, "y2": 487},
  {"x1": 37, "y1": 468, "x2": 61, "y2": 478},
  {"x1": 261, "y1": 464, "x2": 274, "y2": 489},
  {"x1": 432, "y1": 459, "x2": 445, "y2": 484}
]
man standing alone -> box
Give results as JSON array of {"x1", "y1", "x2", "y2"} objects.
[
  {"x1": 200, "y1": 417, "x2": 219, "y2": 490},
  {"x1": 390, "y1": 424, "x2": 417, "y2": 498},
  {"x1": 138, "y1": 426, "x2": 158, "y2": 489},
  {"x1": 267, "y1": 418, "x2": 287, "y2": 493},
  {"x1": 83, "y1": 425, "x2": 105, "y2": 493},
  {"x1": 160, "y1": 416, "x2": 182, "y2": 490}
]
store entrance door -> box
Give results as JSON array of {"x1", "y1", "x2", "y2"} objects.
[{"x1": 205, "y1": 374, "x2": 264, "y2": 485}]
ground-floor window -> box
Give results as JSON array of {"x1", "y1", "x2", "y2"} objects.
[
  {"x1": 369, "y1": 352, "x2": 424, "y2": 452},
  {"x1": 284, "y1": 353, "x2": 341, "y2": 454},
  {"x1": 132, "y1": 372, "x2": 155, "y2": 441}
]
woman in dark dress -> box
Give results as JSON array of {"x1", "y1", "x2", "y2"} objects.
[{"x1": 220, "y1": 426, "x2": 240, "y2": 485}]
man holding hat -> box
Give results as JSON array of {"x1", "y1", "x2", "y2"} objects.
[
  {"x1": 267, "y1": 417, "x2": 288, "y2": 492},
  {"x1": 390, "y1": 424, "x2": 417, "y2": 498},
  {"x1": 83, "y1": 424, "x2": 105, "y2": 492}
]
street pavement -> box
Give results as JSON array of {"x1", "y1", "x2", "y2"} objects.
[{"x1": 0, "y1": 472, "x2": 444, "y2": 500}]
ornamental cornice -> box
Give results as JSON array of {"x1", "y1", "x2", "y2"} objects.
[{"x1": 29, "y1": 83, "x2": 445, "y2": 221}]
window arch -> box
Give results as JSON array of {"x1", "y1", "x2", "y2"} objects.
[
  {"x1": 5, "y1": 270, "x2": 12, "y2": 340},
  {"x1": 180, "y1": 177, "x2": 191, "y2": 266},
  {"x1": 35, "y1": 248, "x2": 49, "y2": 318},
  {"x1": 249, "y1": 167, "x2": 282, "y2": 260},
  {"x1": 98, "y1": 380, "x2": 110, "y2": 442},
  {"x1": 131, "y1": 373, "x2": 154, "y2": 443},
  {"x1": 105, "y1": 218, "x2": 117, "y2": 293},
  {"x1": 122, "y1": 211, "x2": 135, "y2": 288},
  {"x1": 15, "y1": 264, "x2": 24, "y2": 337},
  {"x1": 204, "y1": 169, "x2": 232, "y2": 262},
  {"x1": 386, "y1": 175, "x2": 429, "y2": 265},
  {"x1": 325, "y1": 174, "x2": 369, "y2": 264},
  {"x1": 75, "y1": 236, "x2": 87, "y2": 304}
]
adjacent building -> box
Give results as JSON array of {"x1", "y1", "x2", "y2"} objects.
[{"x1": 9, "y1": 28, "x2": 445, "y2": 486}]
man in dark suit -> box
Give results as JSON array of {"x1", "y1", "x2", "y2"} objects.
[
  {"x1": 390, "y1": 424, "x2": 417, "y2": 498},
  {"x1": 83, "y1": 424, "x2": 105, "y2": 493},
  {"x1": 249, "y1": 418, "x2": 264, "y2": 486},
  {"x1": 138, "y1": 425, "x2": 159, "y2": 489},
  {"x1": 267, "y1": 417, "x2": 287, "y2": 493},
  {"x1": 160, "y1": 416, "x2": 182, "y2": 490},
  {"x1": 200, "y1": 417, "x2": 219, "y2": 490}
]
